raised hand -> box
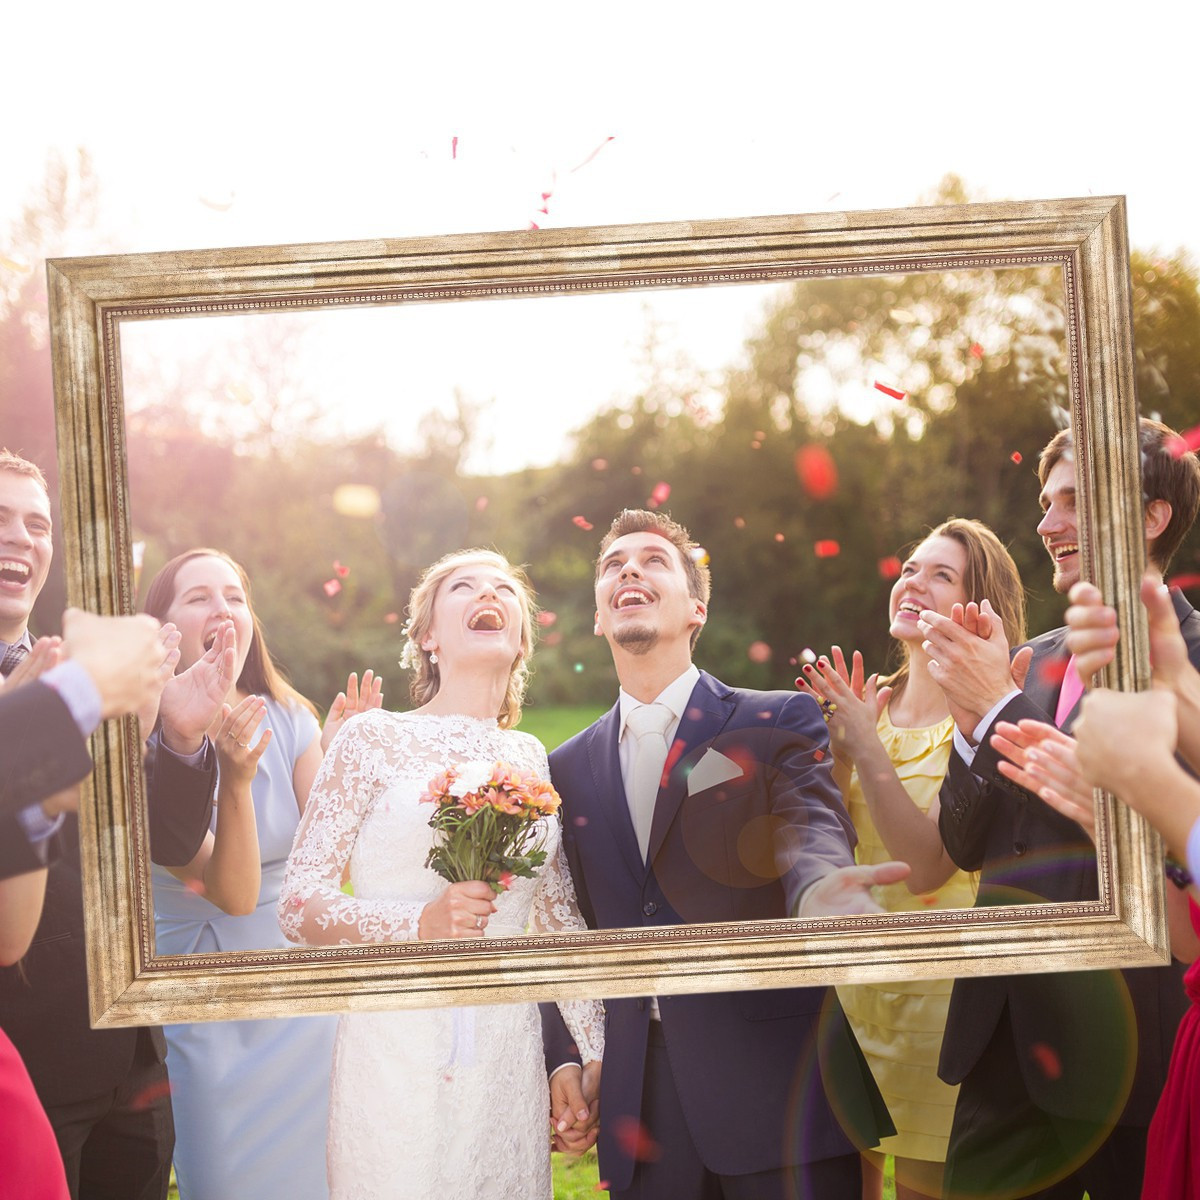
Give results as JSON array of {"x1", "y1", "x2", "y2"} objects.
[
  {"x1": 417, "y1": 880, "x2": 497, "y2": 940},
  {"x1": 158, "y1": 619, "x2": 237, "y2": 754},
  {"x1": 136, "y1": 623, "x2": 182, "y2": 745},
  {"x1": 214, "y1": 696, "x2": 272, "y2": 789},
  {"x1": 990, "y1": 719, "x2": 1095, "y2": 841},
  {"x1": 797, "y1": 861, "x2": 912, "y2": 917},
  {"x1": 796, "y1": 646, "x2": 891, "y2": 767},
  {"x1": 321, "y1": 669, "x2": 384, "y2": 752}
]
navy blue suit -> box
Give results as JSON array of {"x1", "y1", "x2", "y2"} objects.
[{"x1": 543, "y1": 671, "x2": 891, "y2": 1194}]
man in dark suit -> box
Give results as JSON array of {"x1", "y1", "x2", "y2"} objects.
[
  {"x1": 0, "y1": 448, "x2": 222, "y2": 1200},
  {"x1": 919, "y1": 419, "x2": 1200, "y2": 1199},
  {"x1": 543, "y1": 508, "x2": 907, "y2": 1200}
]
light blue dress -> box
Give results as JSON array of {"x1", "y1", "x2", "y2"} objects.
[{"x1": 152, "y1": 697, "x2": 336, "y2": 1200}]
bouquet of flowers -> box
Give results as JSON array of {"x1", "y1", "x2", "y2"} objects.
[{"x1": 420, "y1": 760, "x2": 561, "y2": 893}]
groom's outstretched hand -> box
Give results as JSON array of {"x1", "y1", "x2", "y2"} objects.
[
  {"x1": 797, "y1": 862, "x2": 911, "y2": 918},
  {"x1": 550, "y1": 1061, "x2": 601, "y2": 1155}
]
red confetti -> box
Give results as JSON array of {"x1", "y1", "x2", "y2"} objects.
[
  {"x1": 475, "y1": 496, "x2": 489, "y2": 512},
  {"x1": 612, "y1": 1116, "x2": 662, "y2": 1162},
  {"x1": 572, "y1": 516, "x2": 594, "y2": 531},
  {"x1": 794, "y1": 445, "x2": 838, "y2": 499},
  {"x1": 878, "y1": 556, "x2": 902, "y2": 580},
  {"x1": 384, "y1": 612, "x2": 400, "y2": 624},
  {"x1": 648, "y1": 482, "x2": 671, "y2": 508},
  {"x1": 747, "y1": 641, "x2": 772, "y2": 664},
  {"x1": 874, "y1": 381, "x2": 906, "y2": 400},
  {"x1": 1010, "y1": 451, "x2": 1023, "y2": 465},
  {"x1": 536, "y1": 611, "x2": 558, "y2": 627},
  {"x1": 451, "y1": 136, "x2": 458, "y2": 159},
  {"x1": 130, "y1": 1079, "x2": 172, "y2": 1110},
  {"x1": 1036, "y1": 658, "x2": 1069, "y2": 687},
  {"x1": 542, "y1": 191, "x2": 553, "y2": 202},
  {"x1": 814, "y1": 540, "x2": 841, "y2": 558},
  {"x1": 542, "y1": 631, "x2": 563, "y2": 647},
  {"x1": 813, "y1": 749, "x2": 825, "y2": 762},
  {"x1": 1167, "y1": 425, "x2": 1200, "y2": 457},
  {"x1": 528, "y1": 221, "x2": 540, "y2": 231},
  {"x1": 970, "y1": 342, "x2": 984, "y2": 359},
  {"x1": 734, "y1": 517, "x2": 746, "y2": 529},
  {"x1": 1168, "y1": 573, "x2": 1200, "y2": 592},
  {"x1": 774, "y1": 533, "x2": 785, "y2": 543},
  {"x1": 591, "y1": 458, "x2": 608, "y2": 471},
  {"x1": 570, "y1": 136, "x2": 616, "y2": 173},
  {"x1": 594, "y1": 1184, "x2": 610, "y2": 1193},
  {"x1": 1030, "y1": 1042, "x2": 1062, "y2": 1080},
  {"x1": 921, "y1": 893, "x2": 938, "y2": 906},
  {"x1": 333, "y1": 561, "x2": 350, "y2": 578},
  {"x1": 323, "y1": 579, "x2": 342, "y2": 597},
  {"x1": 631, "y1": 466, "x2": 642, "y2": 475}
]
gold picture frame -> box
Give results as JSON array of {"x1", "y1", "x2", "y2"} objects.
[{"x1": 47, "y1": 196, "x2": 1165, "y2": 1027}]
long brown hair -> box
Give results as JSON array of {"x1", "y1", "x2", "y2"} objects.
[
  {"x1": 143, "y1": 548, "x2": 317, "y2": 718},
  {"x1": 882, "y1": 518, "x2": 1027, "y2": 699}
]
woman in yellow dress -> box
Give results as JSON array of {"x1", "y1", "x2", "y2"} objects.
[{"x1": 797, "y1": 517, "x2": 1026, "y2": 1200}]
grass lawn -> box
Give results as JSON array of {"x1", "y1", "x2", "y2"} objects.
[{"x1": 518, "y1": 703, "x2": 609, "y2": 752}]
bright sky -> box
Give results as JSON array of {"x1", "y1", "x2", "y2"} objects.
[{"x1": 5, "y1": 2, "x2": 1197, "y2": 470}]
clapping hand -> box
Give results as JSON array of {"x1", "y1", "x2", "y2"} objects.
[
  {"x1": 796, "y1": 646, "x2": 891, "y2": 767},
  {"x1": 214, "y1": 696, "x2": 272, "y2": 789},
  {"x1": 158, "y1": 620, "x2": 237, "y2": 755},
  {"x1": 321, "y1": 669, "x2": 383, "y2": 752}
]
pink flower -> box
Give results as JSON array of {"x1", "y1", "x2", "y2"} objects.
[{"x1": 497, "y1": 871, "x2": 516, "y2": 892}]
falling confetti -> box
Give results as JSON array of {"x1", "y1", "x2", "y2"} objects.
[
  {"x1": 1168, "y1": 573, "x2": 1200, "y2": 592},
  {"x1": 570, "y1": 136, "x2": 616, "y2": 173},
  {"x1": 536, "y1": 611, "x2": 558, "y2": 627},
  {"x1": 774, "y1": 533, "x2": 785, "y2": 543},
  {"x1": 648, "y1": 482, "x2": 671, "y2": 508},
  {"x1": 734, "y1": 517, "x2": 746, "y2": 529},
  {"x1": 813, "y1": 749, "x2": 825, "y2": 762},
  {"x1": 814, "y1": 540, "x2": 841, "y2": 558},
  {"x1": 1036, "y1": 658, "x2": 1069, "y2": 687},
  {"x1": 1030, "y1": 1042, "x2": 1063, "y2": 1080},
  {"x1": 747, "y1": 641, "x2": 772, "y2": 664},
  {"x1": 794, "y1": 445, "x2": 838, "y2": 499},
  {"x1": 874, "y1": 381, "x2": 906, "y2": 400},
  {"x1": 689, "y1": 546, "x2": 710, "y2": 567},
  {"x1": 384, "y1": 612, "x2": 400, "y2": 624},
  {"x1": 572, "y1": 516, "x2": 594, "y2": 531},
  {"x1": 970, "y1": 342, "x2": 985, "y2": 359},
  {"x1": 612, "y1": 1116, "x2": 662, "y2": 1162},
  {"x1": 475, "y1": 496, "x2": 489, "y2": 512},
  {"x1": 574, "y1": 815, "x2": 589, "y2": 826},
  {"x1": 130, "y1": 1080, "x2": 173, "y2": 1111},
  {"x1": 333, "y1": 561, "x2": 350, "y2": 579},
  {"x1": 1010, "y1": 451, "x2": 1024, "y2": 465},
  {"x1": 451, "y1": 136, "x2": 458, "y2": 159},
  {"x1": 750, "y1": 439, "x2": 763, "y2": 450},
  {"x1": 1167, "y1": 424, "x2": 1200, "y2": 457},
  {"x1": 542, "y1": 631, "x2": 563, "y2": 647},
  {"x1": 527, "y1": 221, "x2": 540, "y2": 231},
  {"x1": 878, "y1": 557, "x2": 902, "y2": 580},
  {"x1": 323, "y1": 579, "x2": 342, "y2": 597},
  {"x1": 591, "y1": 458, "x2": 608, "y2": 471}
]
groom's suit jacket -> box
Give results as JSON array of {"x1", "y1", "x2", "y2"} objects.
[
  {"x1": 937, "y1": 589, "x2": 1197, "y2": 1126},
  {"x1": 543, "y1": 671, "x2": 891, "y2": 1190}
]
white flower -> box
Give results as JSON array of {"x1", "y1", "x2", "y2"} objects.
[{"x1": 448, "y1": 762, "x2": 492, "y2": 798}]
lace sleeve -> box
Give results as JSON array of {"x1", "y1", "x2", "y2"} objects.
[
  {"x1": 528, "y1": 742, "x2": 605, "y2": 1064},
  {"x1": 278, "y1": 711, "x2": 425, "y2": 945}
]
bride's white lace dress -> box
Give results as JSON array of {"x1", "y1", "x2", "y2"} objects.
[{"x1": 278, "y1": 711, "x2": 603, "y2": 1200}]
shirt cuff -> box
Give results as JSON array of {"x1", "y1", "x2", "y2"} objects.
[
  {"x1": 42, "y1": 661, "x2": 102, "y2": 738},
  {"x1": 548, "y1": 1062, "x2": 580, "y2": 1082},
  {"x1": 954, "y1": 689, "x2": 1023, "y2": 768},
  {"x1": 1187, "y1": 816, "x2": 1200, "y2": 885},
  {"x1": 16, "y1": 804, "x2": 66, "y2": 846}
]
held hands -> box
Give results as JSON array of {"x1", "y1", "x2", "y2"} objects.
[
  {"x1": 550, "y1": 1061, "x2": 601, "y2": 1154},
  {"x1": 158, "y1": 620, "x2": 237, "y2": 754},
  {"x1": 213, "y1": 696, "x2": 272, "y2": 789},
  {"x1": 321, "y1": 670, "x2": 384, "y2": 752},
  {"x1": 417, "y1": 881, "x2": 497, "y2": 940},
  {"x1": 798, "y1": 861, "x2": 912, "y2": 918},
  {"x1": 990, "y1": 720, "x2": 1096, "y2": 841},
  {"x1": 795, "y1": 647, "x2": 891, "y2": 766}
]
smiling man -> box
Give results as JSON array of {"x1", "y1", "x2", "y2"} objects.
[
  {"x1": 543, "y1": 508, "x2": 906, "y2": 1200},
  {"x1": 918, "y1": 419, "x2": 1200, "y2": 1199}
]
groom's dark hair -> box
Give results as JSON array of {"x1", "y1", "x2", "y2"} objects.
[{"x1": 597, "y1": 509, "x2": 711, "y2": 649}]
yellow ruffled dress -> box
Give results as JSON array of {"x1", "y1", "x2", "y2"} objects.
[{"x1": 836, "y1": 706, "x2": 978, "y2": 1164}]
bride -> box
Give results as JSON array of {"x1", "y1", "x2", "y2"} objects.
[{"x1": 278, "y1": 549, "x2": 603, "y2": 1200}]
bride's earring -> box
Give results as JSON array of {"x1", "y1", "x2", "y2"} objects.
[{"x1": 428, "y1": 650, "x2": 439, "y2": 665}]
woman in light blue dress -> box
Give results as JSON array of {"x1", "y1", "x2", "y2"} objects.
[{"x1": 145, "y1": 548, "x2": 380, "y2": 1200}]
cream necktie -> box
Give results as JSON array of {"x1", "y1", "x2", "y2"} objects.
[{"x1": 626, "y1": 703, "x2": 673, "y2": 861}]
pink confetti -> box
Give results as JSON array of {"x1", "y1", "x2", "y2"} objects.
[
  {"x1": 750, "y1": 440, "x2": 763, "y2": 450},
  {"x1": 594, "y1": 1183, "x2": 610, "y2": 1193},
  {"x1": 1010, "y1": 451, "x2": 1023, "y2": 465},
  {"x1": 475, "y1": 495, "x2": 489, "y2": 511},
  {"x1": 1036, "y1": 658, "x2": 1069, "y2": 687},
  {"x1": 536, "y1": 611, "x2": 558, "y2": 627},
  {"x1": 612, "y1": 1116, "x2": 661, "y2": 1162},
  {"x1": 1030, "y1": 1042, "x2": 1062, "y2": 1080},
  {"x1": 384, "y1": 612, "x2": 400, "y2": 624},
  {"x1": 734, "y1": 517, "x2": 746, "y2": 529},
  {"x1": 754, "y1": 430, "x2": 766, "y2": 440},
  {"x1": 813, "y1": 749, "x2": 825, "y2": 762},
  {"x1": 527, "y1": 221, "x2": 540, "y2": 231},
  {"x1": 591, "y1": 458, "x2": 608, "y2": 471},
  {"x1": 747, "y1": 641, "x2": 772, "y2": 664},
  {"x1": 542, "y1": 631, "x2": 563, "y2": 647},
  {"x1": 970, "y1": 342, "x2": 984, "y2": 359},
  {"x1": 774, "y1": 532, "x2": 785, "y2": 543},
  {"x1": 630, "y1": 466, "x2": 642, "y2": 475},
  {"x1": 1167, "y1": 424, "x2": 1200, "y2": 457},
  {"x1": 333, "y1": 561, "x2": 350, "y2": 579},
  {"x1": 573, "y1": 815, "x2": 589, "y2": 827},
  {"x1": 878, "y1": 556, "x2": 902, "y2": 580},
  {"x1": 323, "y1": 579, "x2": 342, "y2": 597},
  {"x1": 1168, "y1": 573, "x2": 1200, "y2": 592},
  {"x1": 921, "y1": 893, "x2": 938, "y2": 906},
  {"x1": 570, "y1": 136, "x2": 616, "y2": 173},
  {"x1": 795, "y1": 445, "x2": 838, "y2": 499},
  {"x1": 874, "y1": 381, "x2": 906, "y2": 400},
  {"x1": 814, "y1": 540, "x2": 841, "y2": 558},
  {"x1": 572, "y1": 515, "x2": 594, "y2": 531},
  {"x1": 451, "y1": 136, "x2": 458, "y2": 159},
  {"x1": 130, "y1": 1079, "x2": 173, "y2": 1111},
  {"x1": 648, "y1": 482, "x2": 671, "y2": 508}
]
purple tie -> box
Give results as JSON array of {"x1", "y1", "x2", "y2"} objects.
[{"x1": 0, "y1": 641, "x2": 29, "y2": 678}]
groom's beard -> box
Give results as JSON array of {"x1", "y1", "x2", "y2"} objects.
[{"x1": 612, "y1": 622, "x2": 658, "y2": 654}]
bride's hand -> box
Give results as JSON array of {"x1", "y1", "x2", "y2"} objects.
[
  {"x1": 550, "y1": 1062, "x2": 601, "y2": 1154},
  {"x1": 417, "y1": 881, "x2": 496, "y2": 940}
]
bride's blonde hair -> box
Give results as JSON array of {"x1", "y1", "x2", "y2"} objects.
[{"x1": 402, "y1": 549, "x2": 537, "y2": 730}]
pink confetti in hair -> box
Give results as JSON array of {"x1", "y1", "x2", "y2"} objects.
[
  {"x1": 878, "y1": 556, "x2": 902, "y2": 580},
  {"x1": 1010, "y1": 451, "x2": 1023, "y2": 465},
  {"x1": 747, "y1": 641, "x2": 772, "y2": 664},
  {"x1": 536, "y1": 611, "x2": 558, "y2": 627},
  {"x1": 570, "y1": 136, "x2": 616, "y2": 173},
  {"x1": 874, "y1": 381, "x2": 906, "y2": 400},
  {"x1": 970, "y1": 342, "x2": 985, "y2": 359},
  {"x1": 648, "y1": 482, "x2": 671, "y2": 508},
  {"x1": 451, "y1": 136, "x2": 458, "y2": 159},
  {"x1": 1167, "y1": 424, "x2": 1200, "y2": 457},
  {"x1": 794, "y1": 444, "x2": 838, "y2": 499},
  {"x1": 333, "y1": 561, "x2": 350, "y2": 578},
  {"x1": 1030, "y1": 1042, "x2": 1062, "y2": 1080},
  {"x1": 814, "y1": 540, "x2": 841, "y2": 558},
  {"x1": 323, "y1": 579, "x2": 342, "y2": 597},
  {"x1": 572, "y1": 515, "x2": 594, "y2": 531}
]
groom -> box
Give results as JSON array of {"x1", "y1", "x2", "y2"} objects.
[{"x1": 543, "y1": 509, "x2": 904, "y2": 1199}]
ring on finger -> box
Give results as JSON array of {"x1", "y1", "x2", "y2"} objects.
[
  {"x1": 475, "y1": 915, "x2": 484, "y2": 930},
  {"x1": 819, "y1": 698, "x2": 838, "y2": 721}
]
